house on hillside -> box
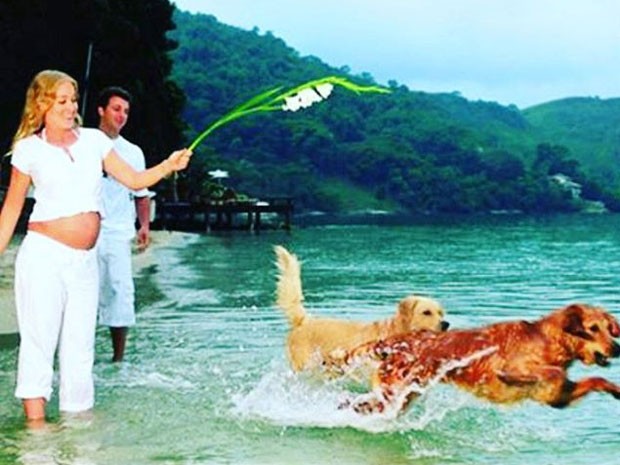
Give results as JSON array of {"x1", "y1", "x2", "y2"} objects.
[
  {"x1": 549, "y1": 173, "x2": 607, "y2": 213},
  {"x1": 550, "y1": 173, "x2": 582, "y2": 199}
]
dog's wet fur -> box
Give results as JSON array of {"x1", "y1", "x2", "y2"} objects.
[{"x1": 274, "y1": 245, "x2": 449, "y2": 373}]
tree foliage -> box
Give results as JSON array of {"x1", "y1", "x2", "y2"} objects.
[
  {"x1": 0, "y1": 0, "x2": 185, "y2": 169},
  {"x1": 2, "y1": 4, "x2": 617, "y2": 215},
  {"x1": 170, "y1": 10, "x2": 620, "y2": 213}
]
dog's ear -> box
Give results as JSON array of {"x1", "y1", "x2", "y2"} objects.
[
  {"x1": 396, "y1": 295, "x2": 418, "y2": 318},
  {"x1": 606, "y1": 314, "x2": 620, "y2": 338},
  {"x1": 562, "y1": 304, "x2": 593, "y2": 340},
  {"x1": 396, "y1": 296, "x2": 417, "y2": 324}
]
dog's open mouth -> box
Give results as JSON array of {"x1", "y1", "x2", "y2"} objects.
[{"x1": 595, "y1": 352, "x2": 610, "y2": 367}]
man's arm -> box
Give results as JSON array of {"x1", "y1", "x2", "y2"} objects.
[{"x1": 135, "y1": 195, "x2": 151, "y2": 251}]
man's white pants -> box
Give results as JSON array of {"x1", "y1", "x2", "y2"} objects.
[
  {"x1": 97, "y1": 234, "x2": 135, "y2": 327},
  {"x1": 14, "y1": 231, "x2": 98, "y2": 412}
]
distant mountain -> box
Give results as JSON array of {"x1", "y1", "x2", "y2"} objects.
[{"x1": 169, "y1": 9, "x2": 620, "y2": 213}]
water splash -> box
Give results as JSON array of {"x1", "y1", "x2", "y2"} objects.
[
  {"x1": 342, "y1": 345, "x2": 499, "y2": 417},
  {"x1": 230, "y1": 347, "x2": 500, "y2": 434}
]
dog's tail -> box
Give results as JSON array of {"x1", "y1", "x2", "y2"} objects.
[{"x1": 274, "y1": 245, "x2": 307, "y2": 328}]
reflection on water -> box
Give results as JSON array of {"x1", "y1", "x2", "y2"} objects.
[{"x1": 1, "y1": 215, "x2": 620, "y2": 464}]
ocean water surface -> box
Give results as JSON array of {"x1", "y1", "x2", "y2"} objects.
[{"x1": 1, "y1": 214, "x2": 620, "y2": 464}]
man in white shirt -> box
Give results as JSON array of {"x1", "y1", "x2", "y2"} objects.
[{"x1": 97, "y1": 86, "x2": 151, "y2": 362}]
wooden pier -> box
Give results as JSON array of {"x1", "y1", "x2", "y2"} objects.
[{"x1": 155, "y1": 197, "x2": 293, "y2": 232}]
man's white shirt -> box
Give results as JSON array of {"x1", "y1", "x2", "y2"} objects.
[{"x1": 100, "y1": 135, "x2": 149, "y2": 240}]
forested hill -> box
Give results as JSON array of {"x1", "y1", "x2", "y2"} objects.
[
  {"x1": 170, "y1": 9, "x2": 620, "y2": 214},
  {"x1": 523, "y1": 97, "x2": 620, "y2": 188}
]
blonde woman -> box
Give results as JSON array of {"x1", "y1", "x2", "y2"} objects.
[{"x1": 0, "y1": 69, "x2": 192, "y2": 423}]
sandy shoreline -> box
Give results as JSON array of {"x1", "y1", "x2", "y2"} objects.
[
  {"x1": 0, "y1": 241, "x2": 18, "y2": 336},
  {"x1": 0, "y1": 230, "x2": 197, "y2": 335}
]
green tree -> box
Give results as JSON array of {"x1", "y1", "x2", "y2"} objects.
[
  {"x1": 167, "y1": 9, "x2": 620, "y2": 214},
  {"x1": 482, "y1": 150, "x2": 525, "y2": 181},
  {"x1": 0, "y1": 0, "x2": 185, "y2": 169},
  {"x1": 533, "y1": 143, "x2": 580, "y2": 178}
]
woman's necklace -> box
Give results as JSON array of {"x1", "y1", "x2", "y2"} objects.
[{"x1": 42, "y1": 127, "x2": 77, "y2": 162}]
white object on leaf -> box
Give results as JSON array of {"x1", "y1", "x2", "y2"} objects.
[
  {"x1": 315, "y1": 83, "x2": 334, "y2": 99},
  {"x1": 282, "y1": 95, "x2": 302, "y2": 112},
  {"x1": 297, "y1": 88, "x2": 323, "y2": 107},
  {"x1": 282, "y1": 85, "x2": 331, "y2": 111}
]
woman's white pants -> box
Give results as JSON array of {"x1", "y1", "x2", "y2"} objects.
[{"x1": 14, "y1": 231, "x2": 98, "y2": 413}]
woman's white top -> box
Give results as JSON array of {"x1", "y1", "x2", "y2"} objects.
[{"x1": 11, "y1": 128, "x2": 114, "y2": 222}]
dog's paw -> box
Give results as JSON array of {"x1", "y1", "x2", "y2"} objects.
[
  {"x1": 340, "y1": 394, "x2": 386, "y2": 414},
  {"x1": 338, "y1": 394, "x2": 385, "y2": 414},
  {"x1": 353, "y1": 398, "x2": 385, "y2": 414},
  {"x1": 337, "y1": 398, "x2": 351, "y2": 410}
]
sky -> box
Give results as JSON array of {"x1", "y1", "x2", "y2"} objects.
[{"x1": 172, "y1": 0, "x2": 620, "y2": 109}]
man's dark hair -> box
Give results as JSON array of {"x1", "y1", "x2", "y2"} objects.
[{"x1": 97, "y1": 86, "x2": 133, "y2": 109}]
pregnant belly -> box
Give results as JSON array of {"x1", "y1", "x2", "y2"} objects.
[{"x1": 28, "y1": 212, "x2": 101, "y2": 250}]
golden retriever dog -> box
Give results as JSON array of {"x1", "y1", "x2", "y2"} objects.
[
  {"x1": 339, "y1": 303, "x2": 620, "y2": 414},
  {"x1": 274, "y1": 245, "x2": 449, "y2": 373}
]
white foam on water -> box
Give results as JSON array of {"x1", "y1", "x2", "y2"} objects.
[
  {"x1": 230, "y1": 367, "x2": 506, "y2": 435},
  {"x1": 231, "y1": 367, "x2": 402, "y2": 433},
  {"x1": 227, "y1": 350, "x2": 565, "y2": 462},
  {"x1": 156, "y1": 287, "x2": 222, "y2": 309},
  {"x1": 96, "y1": 364, "x2": 197, "y2": 390},
  {"x1": 230, "y1": 346, "x2": 503, "y2": 434}
]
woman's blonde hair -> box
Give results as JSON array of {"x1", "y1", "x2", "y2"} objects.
[{"x1": 12, "y1": 69, "x2": 82, "y2": 148}]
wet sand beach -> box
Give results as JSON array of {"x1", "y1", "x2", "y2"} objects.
[
  {"x1": 0, "y1": 240, "x2": 18, "y2": 335},
  {"x1": 0, "y1": 230, "x2": 194, "y2": 336}
]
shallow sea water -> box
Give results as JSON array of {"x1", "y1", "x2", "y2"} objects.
[{"x1": 1, "y1": 214, "x2": 620, "y2": 464}]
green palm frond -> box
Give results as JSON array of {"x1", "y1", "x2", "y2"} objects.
[{"x1": 188, "y1": 76, "x2": 389, "y2": 151}]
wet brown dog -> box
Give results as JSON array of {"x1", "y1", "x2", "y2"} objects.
[
  {"x1": 341, "y1": 303, "x2": 620, "y2": 414},
  {"x1": 274, "y1": 245, "x2": 449, "y2": 373}
]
